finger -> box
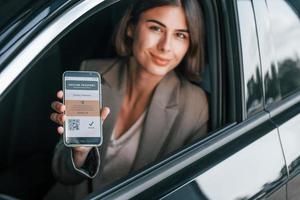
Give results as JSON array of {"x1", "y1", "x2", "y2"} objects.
[
  {"x1": 50, "y1": 113, "x2": 65, "y2": 125},
  {"x1": 57, "y1": 90, "x2": 63, "y2": 99},
  {"x1": 51, "y1": 101, "x2": 65, "y2": 113},
  {"x1": 100, "y1": 107, "x2": 110, "y2": 122},
  {"x1": 57, "y1": 126, "x2": 64, "y2": 135},
  {"x1": 50, "y1": 113, "x2": 59, "y2": 124}
]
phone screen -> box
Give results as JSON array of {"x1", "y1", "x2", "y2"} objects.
[{"x1": 63, "y1": 71, "x2": 102, "y2": 146}]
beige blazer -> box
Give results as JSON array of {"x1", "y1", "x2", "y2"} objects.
[{"x1": 50, "y1": 58, "x2": 208, "y2": 200}]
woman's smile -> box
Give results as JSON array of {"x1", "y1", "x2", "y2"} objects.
[{"x1": 150, "y1": 52, "x2": 171, "y2": 67}]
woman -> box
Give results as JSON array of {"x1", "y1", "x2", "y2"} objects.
[{"x1": 48, "y1": 0, "x2": 208, "y2": 199}]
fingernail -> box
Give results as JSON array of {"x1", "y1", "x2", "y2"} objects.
[{"x1": 60, "y1": 105, "x2": 65, "y2": 112}]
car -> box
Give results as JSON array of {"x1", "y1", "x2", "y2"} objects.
[{"x1": 0, "y1": 0, "x2": 300, "y2": 199}]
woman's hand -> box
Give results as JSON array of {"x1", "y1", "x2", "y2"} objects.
[{"x1": 50, "y1": 90, "x2": 110, "y2": 168}]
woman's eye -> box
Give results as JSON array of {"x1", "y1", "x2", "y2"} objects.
[
  {"x1": 176, "y1": 32, "x2": 188, "y2": 40},
  {"x1": 149, "y1": 26, "x2": 162, "y2": 32}
]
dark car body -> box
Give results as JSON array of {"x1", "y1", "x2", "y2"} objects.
[{"x1": 0, "y1": 0, "x2": 300, "y2": 200}]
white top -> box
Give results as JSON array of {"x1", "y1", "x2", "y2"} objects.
[{"x1": 100, "y1": 110, "x2": 147, "y2": 187}]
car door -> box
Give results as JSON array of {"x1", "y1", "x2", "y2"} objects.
[
  {"x1": 252, "y1": 0, "x2": 300, "y2": 200},
  {"x1": 0, "y1": 0, "x2": 289, "y2": 200}
]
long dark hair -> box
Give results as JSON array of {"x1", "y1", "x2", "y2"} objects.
[{"x1": 113, "y1": 0, "x2": 205, "y2": 81}]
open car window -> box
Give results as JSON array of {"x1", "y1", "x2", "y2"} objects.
[{"x1": 0, "y1": 0, "x2": 230, "y2": 199}]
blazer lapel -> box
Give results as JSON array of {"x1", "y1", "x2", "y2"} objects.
[
  {"x1": 132, "y1": 71, "x2": 180, "y2": 171},
  {"x1": 93, "y1": 59, "x2": 127, "y2": 189},
  {"x1": 100, "y1": 59, "x2": 128, "y2": 160}
]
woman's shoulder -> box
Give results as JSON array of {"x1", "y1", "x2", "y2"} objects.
[
  {"x1": 177, "y1": 77, "x2": 208, "y2": 120},
  {"x1": 179, "y1": 77, "x2": 208, "y2": 105},
  {"x1": 80, "y1": 58, "x2": 122, "y2": 74}
]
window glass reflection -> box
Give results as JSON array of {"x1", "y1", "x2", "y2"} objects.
[
  {"x1": 267, "y1": 0, "x2": 300, "y2": 98},
  {"x1": 237, "y1": 0, "x2": 264, "y2": 116},
  {"x1": 253, "y1": 0, "x2": 282, "y2": 107}
]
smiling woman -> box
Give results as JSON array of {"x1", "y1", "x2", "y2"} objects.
[
  {"x1": 115, "y1": 0, "x2": 205, "y2": 81},
  {"x1": 47, "y1": 0, "x2": 208, "y2": 199},
  {"x1": 128, "y1": 6, "x2": 190, "y2": 78}
]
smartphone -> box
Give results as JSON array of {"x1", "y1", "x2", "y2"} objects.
[{"x1": 62, "y1": 71, "x2": 102, "y2": 147}]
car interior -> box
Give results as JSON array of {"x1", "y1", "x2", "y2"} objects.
[{"x1": 0, "y1": 0, "x2": 225, "y2": 199}]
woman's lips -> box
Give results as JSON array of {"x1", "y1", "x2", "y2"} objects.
[{"x1": 150, "y1": 53, "x2": 171, "y2": 66}]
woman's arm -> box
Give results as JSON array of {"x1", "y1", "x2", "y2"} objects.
[{"x1": 52, "y1": 140, "x2": 100, "y2": 185}]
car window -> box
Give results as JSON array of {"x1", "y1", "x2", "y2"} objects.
[
  {"x1": 267, "y1": 0, "x2": 300, "y2": 98},
  {"x1": 0, "y1": 0, "x2": 225, "y2": 199}
]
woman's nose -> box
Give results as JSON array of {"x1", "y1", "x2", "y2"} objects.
[{"x1": 157, "y1": 33, "x2": 172, "y2": 52}]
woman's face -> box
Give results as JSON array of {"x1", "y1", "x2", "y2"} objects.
[{"x1": 130, "y1": 5, "x2": 190, "y2": 78}]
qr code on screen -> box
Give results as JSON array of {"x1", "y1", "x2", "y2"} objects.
[{"x1": 68, "y1": 119, "x2": 80, "y2": 131}]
